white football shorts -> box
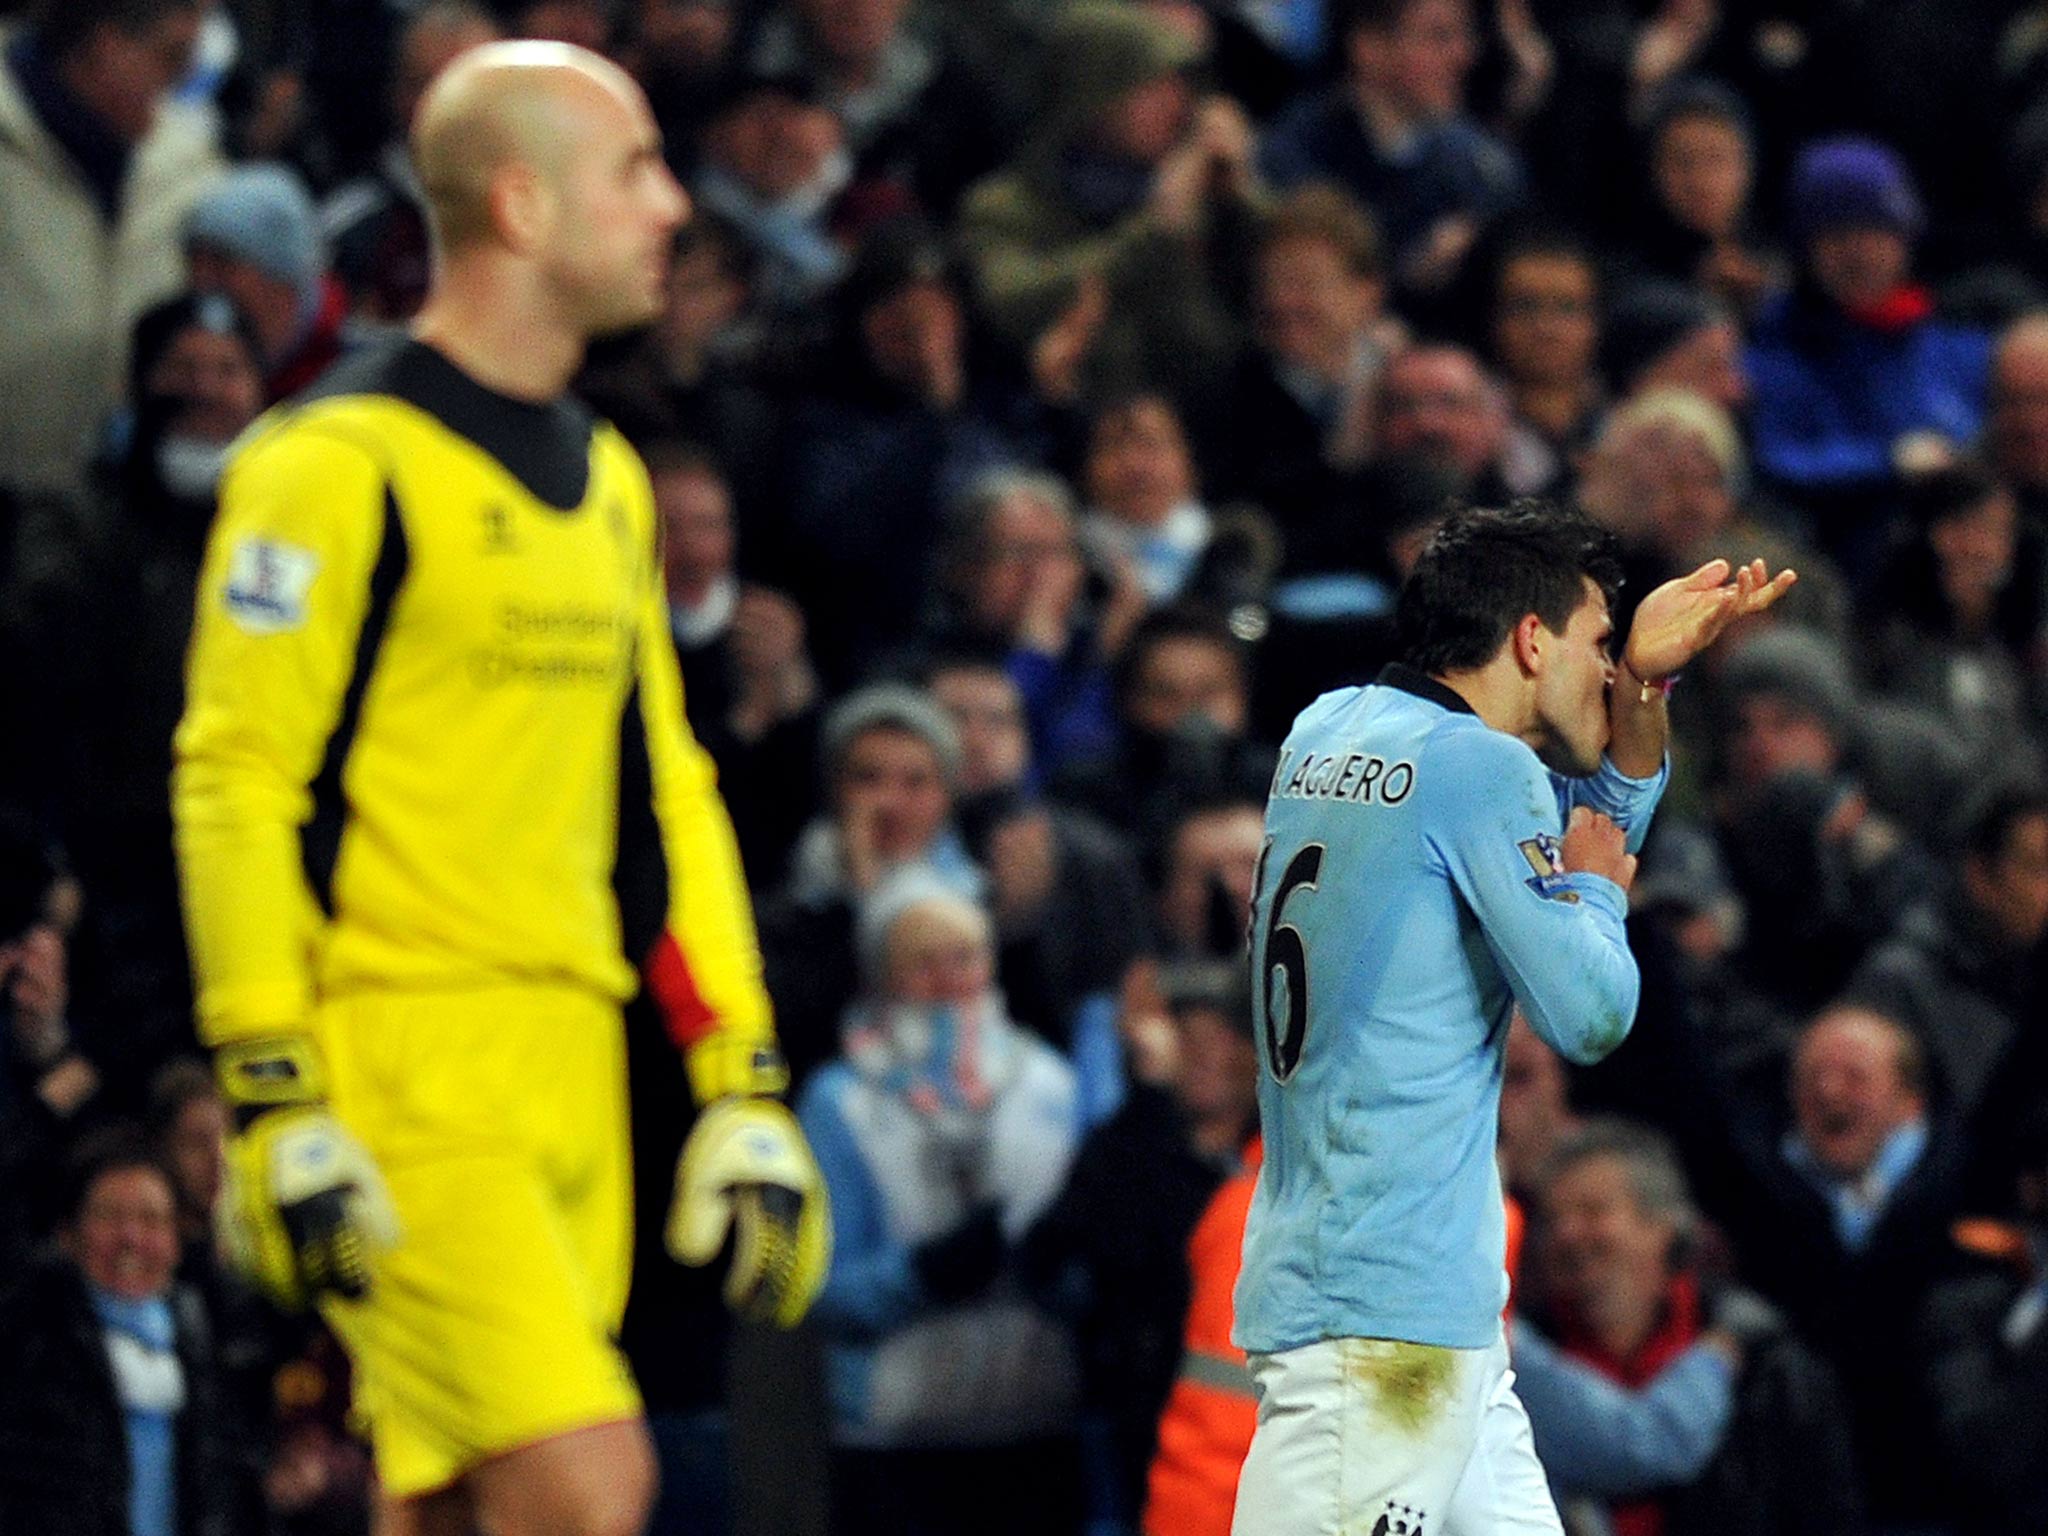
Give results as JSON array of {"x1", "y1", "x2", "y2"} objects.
[{"x1": 1230, "y1": 1330, "x2": 1563, "y2": 1536}]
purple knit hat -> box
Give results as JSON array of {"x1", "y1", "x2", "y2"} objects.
[{"x1": 1788, "y1": 137, "x2": 1923, "y2": 241}]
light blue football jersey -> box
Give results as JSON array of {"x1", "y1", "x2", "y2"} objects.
[{"x1": 1234, "y1": 666, "x2": 1666, "y2": 1353}]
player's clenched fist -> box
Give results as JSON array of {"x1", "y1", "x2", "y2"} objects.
[
  {"x1": 214, "y1": 1036, "x2": 400, "y2": 1310},
  {"x1": 1561, "y1": 806, "x2": 1637, "y2": 893},
  {"x1": 667, "y1": 1096, "x2": 830, "y2": 1328}
]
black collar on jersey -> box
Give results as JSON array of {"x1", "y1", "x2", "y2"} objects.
[
  {"x1": 1376, "y1": 663, "x2": 1477, "y2": 716},
  {"x1": 300, "y1": 338, "x2": 597, "y2": 510}
]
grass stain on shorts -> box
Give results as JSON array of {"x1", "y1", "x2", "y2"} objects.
[{"x1": 1346, "y1": 1339, "x2": 1458, "y2": 1435}]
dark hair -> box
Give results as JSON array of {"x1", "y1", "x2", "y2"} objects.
[
  {"x1": 1261, "y1": 183, "x2": 1385, "y2": 279},
  {"x1": 1956, "y1": 778, "x2": 2048, "y2": 868},
  {"x1": 147, "y1": 1057, "x2": 219, "y2": 1142},
  {"x1": 1116, "y1": 604, "x2": 1249, "y2": 706},
  {"x1": 673, "y1": 211, "x2": 758, "y2": 288},
  {"x1": 33, "y1": 0, "x2": 200, "y2": 57},
  {"x1": 1642, "y1": 75, "x2": 1754, "y2": 146},
  {"x1": 1493, "y1": 224, "x2": 1601, "y2": 302},
  {"x1": 63, "y1": 1126, "x2": 174, "y2": 1224},
  {"x1": 1396, "y1": 501, "x2": 1622, "y2": 676},
  {"x1": 639, "y1": 438, "x2": 727, "y2": 482},
  {"x1": 1902, "y1": 459, "x2": 2004, "y2": 528},
  {"x1": 0, "y1": 810, "x2": 61, "y2": 945},
  {"x1": 1333, "y1": 0, "x2": 1433, "y2": 39}
]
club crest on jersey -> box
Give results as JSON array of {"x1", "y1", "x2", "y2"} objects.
[
  {"x1": 222, "y1": 536, "x2": 319, "y2": 633},
  {"x1": 1518, "y1": 833, "x2": 1580, "y2": 903},
  {"x1": 480, "y1": 503, "x2": 518, "y2": 554}
]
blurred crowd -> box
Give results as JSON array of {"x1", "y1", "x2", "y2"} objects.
[{"x1": 4, "y1": 1, "x2": 2048, "y2": 1534}]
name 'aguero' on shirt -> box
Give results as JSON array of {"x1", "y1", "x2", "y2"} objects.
[{"x1": 1268, "y1": 746, "x2": 1418, "y2": 807}]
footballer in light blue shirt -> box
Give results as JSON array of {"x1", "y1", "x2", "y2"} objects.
[{"x1": 1229, "y1": 503, "x2": 1794, "y2": 1536}]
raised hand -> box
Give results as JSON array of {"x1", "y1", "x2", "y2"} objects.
[{"x1": 1622, "y1": 557, "x2": 1796, "y2": 686}]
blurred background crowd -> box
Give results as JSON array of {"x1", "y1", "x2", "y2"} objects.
[{"x1": 3, "y1": 0, "x2": 2048, "y2": 1533}]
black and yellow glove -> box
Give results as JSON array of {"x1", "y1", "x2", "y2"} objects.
[
  {"x1": 214, "y1": 1036, "x2": 399, "y2": 1311},
  {"x1": 665, "y1": 1038, "x2": 830, "y2": 1328}
]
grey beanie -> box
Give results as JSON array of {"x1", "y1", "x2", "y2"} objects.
[
  {"x1": 1719, "y1": 627, "x2": 1859, "y2": 742},
  {"x1": 185, "y1": 164, "x2": 325, "y2": 296},
  {"x1": 822, "y1": 682, "x2": 964, "y2": 785}
]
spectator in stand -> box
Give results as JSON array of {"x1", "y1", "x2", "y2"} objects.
[
  {"x1": 1026, "y1": 960, "x2": 1257, "y2": 1536},
  {"x1": 1917, "y1": 1104, "x2": 2048, "y2": 1536},
  {"x1": 9, "y1": 293, "x2": 267, "y2": 1070},
  {"x1": 1707, "y1": 627, "x2": 1931, "y2": 1013},
  {"x1": 797, "y1": 874, "x2": 1083, "y2": 1536},
  {"x1": 1527, "y1": 1119, "x2": 1864, "y2": 1536},
  {"x1": 1747, "y1": 137, "x2": 1993, "y2": 571},
  {"x1": 691, "y1": 66, "x2": 853, "y2": 315},
  {"x1": 1629, "y1": 77, "x2": 1785, "y2": 321},
  {"x1": 0, "y1": 0, "x2": 222, "y2": 497},
  {"x1": 498, "y1": 0, "x2": 615, "y2": 52},
  {"x1": 1079, "y1": 392, "x2": 1214, "y2": 606},
  {"x1": 926, "y1": 653, "x2": 1150, "y2": 1082},
  {"x1": 1250, "y1": 452, "x2": 1459, "y2": 741},
  {"x1": 1600, "y1": 277, "x2": 1749, "y2": 414},
  {"x1": 1208, "y1": 182, "x2": 1398, "y2": 537},
  {"x1": 1152, "y1": 798, "x2": 1264, "y2": 963},
  {"x1": 922, "y1": 470, "x2": 1147, "y2": 779},
  {"x1": 625, "y1": 0, "x2": 745, "y2": 175},
  {"x1": 1849, "y1": 781, "x2": 2048, "y2": 1164},
  {"x1": 1864, "y1": 463, "x2": 2048, "y2": 766},
  {"x1": 0, "y1": 1131, "x2": 245, "y2": 1536},
  {"x1": 1498, "y1": 1012, "x2": 1582, "y2": 1207},
  {"x1": 574, "y1": 213, "x2": 782, "y2": 515},
  {"x1": 1372, "y1": 342, "x2": 1536, "y2": 502},
  {"x1": 647, "y1": 442, "x2": 820, "y2": 889},
  {"x1": 184, "y1": 163, "x2": 350, "y2": 401},
  {"x1": 1049, "y1": 605, "x2": 1276, "y2": 846},
  {"x1": 1486, "y1": 226, "x2": 1604, "y2": 498},
  {"x1": 958, "y1": 1, "x2": 1260, "y2": 414},
  {"x1": 1987, "y1": 311, "x2": 2048, "y2": 526},
  {"x1": 0, "y1": 821, "x2": 99, "y2": 1288},
  {"x1": 781, "y1": 218, "x2": 1035, "y2": 683},
  {"x1": 1661, "y1": 1001, "x2": 1972, "y2": 1529},
  {"x1": 743, "y1": 0, "x2": 1017, "y2": 221},
  {"x1": 761, "y1": 683, "x2": 982, "y2": 1084},
  {"x1": 321, "y1": 1, "x2": 502, "y2": 326},
  {"x1": 1262, "y1": 0, "x2": 1524, "y2": 301},
  {"x1": 1576, "y1": 388, "x2": 1845, "y2": 644},
  {"x1": 144, "y1": 1060, "x2": 222, "y2": 1282}
]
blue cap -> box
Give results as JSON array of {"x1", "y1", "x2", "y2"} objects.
[{"x1": 1788, "y1": 136, "x2": 1923, "y2": 241}]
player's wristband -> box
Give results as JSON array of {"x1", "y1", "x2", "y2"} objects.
[
  {"x1": 686, "y1": 1032, "x2": 790, "y2": 1105},
  {"x1": 214, "y1": 1034, "x2": 329, "y2": 1130},
  {"x1": 1618, "y1": 659, "x2": 1678, "y2": 705}
]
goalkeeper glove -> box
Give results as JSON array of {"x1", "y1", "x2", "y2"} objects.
[
  {"x1": 666, "y1": 1077, "x2": 830, "y2": 1329},
  {"x1": 214, "y1": 1036, "x2": 399, "y2": 1311}
]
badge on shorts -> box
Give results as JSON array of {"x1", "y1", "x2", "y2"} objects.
[
  {"x1": 1372, "y1": 1503, "x2": 1426, "y2": 1536},
  {"x1": 223, "y1": 536, "x2": 319, "y2": 633},
  {"x1": 1517, "y1": 834, "x2": 1580, "y2": 904}
]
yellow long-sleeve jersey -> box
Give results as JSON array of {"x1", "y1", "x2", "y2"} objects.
[{"x1": 174, "y1": 339, "x2": 777, "y2": 1099}]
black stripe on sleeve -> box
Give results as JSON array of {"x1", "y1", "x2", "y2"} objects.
[
  {"x1": 611, "y1": 673, "x2": 671, "y2": 966},
  {"x1": 300, "y1": 489, "x2": 410, "y2": 915}
]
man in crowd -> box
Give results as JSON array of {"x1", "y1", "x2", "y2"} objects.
[{"x1": 0, "y1": 0, "x2": 221, "y2": 495}]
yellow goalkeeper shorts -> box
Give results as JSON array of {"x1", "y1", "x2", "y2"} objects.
[{"x1": 309, "y1": 982, "x2": 641, "y2": 1498}]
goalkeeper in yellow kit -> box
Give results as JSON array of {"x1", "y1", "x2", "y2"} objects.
[{"x1": 172, "y1": 40, "x2": 827, "y2": 1536}]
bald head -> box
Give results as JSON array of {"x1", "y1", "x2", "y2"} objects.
[{"x1": 412, "y1": 39, "x2": 648, "y2": 253}]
